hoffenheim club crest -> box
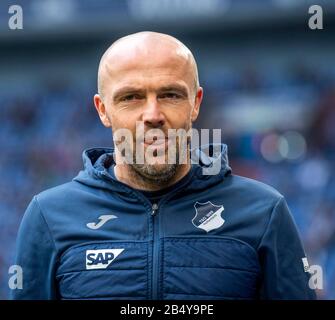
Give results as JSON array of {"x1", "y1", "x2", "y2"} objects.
[{"x1": 192, "y1": 201, "x2": 225, "y2": 232}]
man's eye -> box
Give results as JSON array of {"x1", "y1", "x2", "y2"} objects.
[
  {"x1": 121, "y1": 94, "x2": 142, "y2": 101},
  {"x1": 160, "y1": 93, "x2": 181, "y2": 99}
]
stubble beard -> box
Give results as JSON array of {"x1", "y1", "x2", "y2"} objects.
[
  {"x1": 130, "y1": 147, "x2": 180, "y2": 185},
  {"x1": 114, "y1": 123, "x2": 192, "y2": 187}
]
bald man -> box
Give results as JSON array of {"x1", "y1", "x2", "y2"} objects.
[
  {"x1": 94, "y1": 32, "x2": 202, "y2": 190},
  {"x1": 11, "y1": 32, "x2": 316, "y2": 300}
]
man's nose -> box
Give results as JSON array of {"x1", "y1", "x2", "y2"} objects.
[{"x1": 142, "y1": 97, "x2": 165, "y2": 128}]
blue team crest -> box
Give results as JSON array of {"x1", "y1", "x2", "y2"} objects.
[{"x1": 192, "y1": 201, "x2": 225, "y2": 232}]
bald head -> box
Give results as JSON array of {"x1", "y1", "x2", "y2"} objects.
[{"x1": 97, "y1": 31, "x2": 199, "y2": 100}]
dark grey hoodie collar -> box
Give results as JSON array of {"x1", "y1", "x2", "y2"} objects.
[{"x1": 73, "y1": 144, "x2": 232, "y2": 193}]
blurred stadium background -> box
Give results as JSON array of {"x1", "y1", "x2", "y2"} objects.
[{"x1": 0, "y1": 0, "x2": 334, "y2": 299}]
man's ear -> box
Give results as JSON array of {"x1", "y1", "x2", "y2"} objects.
[
  {"x1": 191, "y1": 87, "x2": 203, "y2": 122},
  {"x1": 94, "y1": 94, "x2": 112, "y2": 128}
]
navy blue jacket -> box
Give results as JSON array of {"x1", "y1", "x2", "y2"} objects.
[{"x1": 11, "y1": 144, "x2": 316, "y2": 299}]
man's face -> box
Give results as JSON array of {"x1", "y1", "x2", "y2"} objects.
[{"x1": 95, "y1": 39, "x2": 203, "y2": 181}]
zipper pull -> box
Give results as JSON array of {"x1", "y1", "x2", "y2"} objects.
[{"x1": 151, "y1": 203, "x2": 159, "y2": 216}]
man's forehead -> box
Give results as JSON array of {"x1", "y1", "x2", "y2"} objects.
[
  {"x1": 112, "y1": 80, "x2": 190, "y2": 96},
  {"x1": 97, "y1": 32, "x2": 199, "y2": 96}
]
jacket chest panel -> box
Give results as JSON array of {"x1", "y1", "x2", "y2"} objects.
[{"x1": 55, "y1": 236, "x2": 260, "y2": 300}]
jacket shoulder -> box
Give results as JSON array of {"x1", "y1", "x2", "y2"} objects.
[
  {"x1": 35, "y1": 180, "x2": 83, "y2": 207},
  {"x1": 229, "y1": 174, "x2": 284, "y2": 203}
]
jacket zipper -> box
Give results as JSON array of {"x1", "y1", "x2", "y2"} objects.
[
  {"x1": 151, "y1": 203, "x2": 159, "y2": 300},
  {"x1": 101, "y1": 168, "x2": 196, "y2": 300}
]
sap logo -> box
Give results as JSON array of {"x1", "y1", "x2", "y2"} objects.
[{"x1": 86, "y1": 249, "x2": 124, "y2": 270}]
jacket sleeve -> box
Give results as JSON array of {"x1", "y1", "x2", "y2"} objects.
[
  {"x1": 10, "y1": 196, "x2": 58, "y2": 300},
  {"x1": 257, "y1": 196, "x2": 316, "y2": 299}
]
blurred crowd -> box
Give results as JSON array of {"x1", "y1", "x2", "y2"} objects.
[{"x1": 0, "y1": 64, "x2": 334, "y2": 299}]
